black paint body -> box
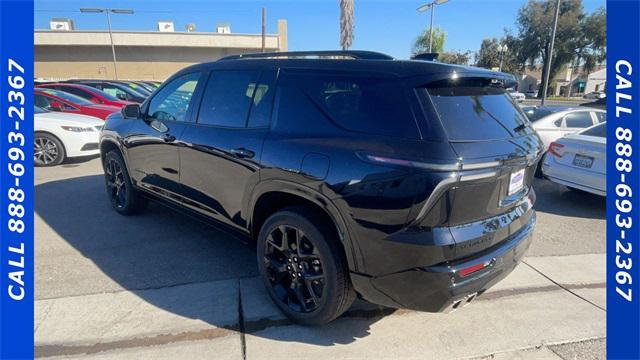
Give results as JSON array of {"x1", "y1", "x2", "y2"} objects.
[{"x1": 100, "y1": 55, "x2": 544, "y2": 312}]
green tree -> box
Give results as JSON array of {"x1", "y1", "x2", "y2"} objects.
[
  {"x1": 475, "y1": 38, "x2": 501, "y2": 69},
  {"x1": 516, "y1": 0, "x2": 584, "y2": 98},
  {"x1": 475, "y1": 35, "x2": 524, "y2": 74},
  {"x1": 412, "y1": 27, "x2": 446, "y2": 55},
  {"x1": 439, "y1": 50, "x2": 472, "y2": 65}
]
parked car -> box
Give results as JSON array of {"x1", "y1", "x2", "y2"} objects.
[
  {"x1": 580, "y1": 96, "x2": 606, "y2": 110},
  {"x1": 542, "y1": 122, "x2": 606, "y2": 196},
  {"x1": 68, "y1": 81, "x2": 147, "y2": 103},
  {"x1": 528, "y1": 107, "x2": 606, "y2": 147},
  {"x1": 131, "y1": 81, "x2": 157, "y2": 93},
  {"x1": 524, "y1": 90, "x2": 538, "y2": 98},
  {"x1": 35, "y1": 88, "x2": 122, "y2": 120},
  {"x1": 100, "y1": 50, "x2": 543, "y2": 325},
  {"x1": 507, "y1": 88, "x2": 526, "y2": 102},
  {"x1": 37, "y1": 83, "x2": 131, "y2": 107},
  {"x1": 34, "y1": 106, "x2": 103, "y2": 166},
  {"x1": 583, "y1": 91, "x2": 606, "y2": 99}
]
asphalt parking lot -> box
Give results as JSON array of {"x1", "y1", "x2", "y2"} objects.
[{"x1": 34, "y1": 157, "x2": 606, "y2": 359}]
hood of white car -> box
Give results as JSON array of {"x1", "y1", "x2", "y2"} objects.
[{"x1": 35, "y1": 112, "x2": 104, "y2": 127}]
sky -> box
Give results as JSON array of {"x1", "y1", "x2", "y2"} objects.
[{"x1": 34, "y1": 0, "x2": 606, "y2": 59}]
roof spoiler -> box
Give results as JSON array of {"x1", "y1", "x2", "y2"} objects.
[
  {"x1": 218, "y1": 50, "x2": 395, "y2": 61},
  {"x1": 411, "y1": 53, "x2": 439, "y2": 61}
]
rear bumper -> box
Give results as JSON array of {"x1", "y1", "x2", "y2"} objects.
[
  {"x1": 351, "y1": 210, "x2": 535, "y2": 312},
  {"x1": 542, "y1": 156, "x2": 606, "y2": 196}
]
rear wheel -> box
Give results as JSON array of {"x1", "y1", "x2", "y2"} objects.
[
  {"x1": 257, "y1": 208, "x2": 355, "y2": 325},
  {"x1": 104, "y1": 150, "x2": 147, "y2": 215},
  {"x1": 34, "y1": 133, "x2": 65, "y2": 166}
]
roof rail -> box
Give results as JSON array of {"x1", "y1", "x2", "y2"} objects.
[{"x1": 218, "y1": 50, "x2": 395, "y2": 61}]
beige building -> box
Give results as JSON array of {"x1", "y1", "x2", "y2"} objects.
[{"x1": 35, "y1": 20, "x2": 288, "y2": 81}]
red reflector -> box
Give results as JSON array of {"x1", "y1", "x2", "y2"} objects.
[{"x1": 459, "y1": 262, "x2": 487, "y2": 277}]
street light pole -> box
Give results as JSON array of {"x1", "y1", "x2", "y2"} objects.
[
  {"x1": 498, "y1": 44, "x2": 508, "y2": 72},
  {"x1": 80, "y1": 8, "x2": 134, "y2": 80},
  {"x1": 540, "y1": 0, "x2": 561, "y2": 106},
  {"x1": 428, "y1": 5, "x2": 435, "y2": 53},
  {"x1": 417, "y1": 0, "x2": 450, "y2": 54}
]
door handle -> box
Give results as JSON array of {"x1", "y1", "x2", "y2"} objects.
[
  {"x1": 161, "y1": 134, "x2": 176, "y2": 142},
  {"x1": 230, "y1": 148, "x2": 255, "y2": 159}
]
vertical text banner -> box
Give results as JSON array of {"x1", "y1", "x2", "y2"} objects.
[
  {"x1": 607, "y1": 0, "x2": 640, "y2": 359},
  {"x1": 0, "y1": 0, "x2": 34, "y2": 359}
]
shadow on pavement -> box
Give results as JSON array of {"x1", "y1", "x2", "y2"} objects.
[
  {"x1": 533, "y1": 178, "x2": 605, "y2": 220},
  {"x1": 36, "y1": 175, "x2": 387, "y2": 346}
]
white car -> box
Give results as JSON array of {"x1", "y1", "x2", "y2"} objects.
[
  {"x1": 35, "y1": 106, "x2": 104, "y2": 166},
  {"x1": 583, "y1": 91, "x2": 606, "y2": 99},
  {"x1": 507, "y1": 89, "x2": 526, "y2": 102},
  {"x1": 524, "y1": 90, "x2": 538, "y2": 98},
  {"x1": 542, "y1": 122, "x2": 606, "y2": 196},
  {"x1": 526, "y1": 107, "x2": 606, "y2": 148}
]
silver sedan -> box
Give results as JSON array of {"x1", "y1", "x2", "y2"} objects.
[{"x1": 542, "y1": 122, "x2": 606, "y2": 196}]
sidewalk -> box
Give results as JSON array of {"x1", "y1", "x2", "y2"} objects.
[{"x1": 35, "y1": 254, "x2": 606, "y2": 359}]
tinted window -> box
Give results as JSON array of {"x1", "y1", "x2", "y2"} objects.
[
  {"x1": 594, "y1": 112, "x2": 606, "y2": 123},
  {"x1": 197, "y1": 70, "x2": 260, "y2": 127},
  {"x1": 424, "y1": 78, "x2": 532, "y2": 141},
  {"x1": 35, "y1": 93, "x2": 76, "y2": 111},
  {"x1": 147, "y1": 72, "x2": 200, "y2": 122},
  {"x1": 563, "y1": 112, "x2": 593, "y2": 128},
  {"x1": 58, "y1": 87, "x2": 93, "y2": 101},
  {"x1": 292, "y1": 72, "x2": 419, "y2": 139},
  {"x1": 580, "y1": 122, "x2": 606, "y2": 137},
  {"x1": 101, "y1": 85, "x2": 131, "y2": 100},
  {"x1": 38, "y1": 88, "x2": 93, "y2": 105},
  {"x1": 247, "y1": 71, "x2": 277, "y2": 128}
]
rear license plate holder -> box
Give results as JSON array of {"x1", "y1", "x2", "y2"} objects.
[{"x1": 572, "y1": 154, "x2": 594, "y2": 168}]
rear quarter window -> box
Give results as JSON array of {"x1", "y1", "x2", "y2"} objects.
[
  {"x1": 281, "y1": 72, "x2": 420, "y2": 139},
  {"x1": 420, "y1": 78, "x2": 533, "y2": 141}
]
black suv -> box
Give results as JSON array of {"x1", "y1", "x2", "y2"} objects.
[{"x1": 100, "y1": 51, "x2": 543, "y2": 325}]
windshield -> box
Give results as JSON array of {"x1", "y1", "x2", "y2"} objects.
[
  {"x1": 521, "y1": 107, "x2": 553, "y2": 122},
  {"x1": 423, "y1": 78, "x2": 533, "y2": 141},
  {"x1": 580, "y1": 122, "x2": 606, "y2": 138},
  {"x1": 39, "y1": 88, "x2": 94, "y2": 105}
]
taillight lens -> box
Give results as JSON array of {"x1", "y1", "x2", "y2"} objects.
[{"x1": 548, "y1": 142, "x2": 565, "y2": 157}]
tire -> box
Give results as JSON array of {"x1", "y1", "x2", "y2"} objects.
[
  {"x1": 534, "y1": 152, "x2": 547, "y2": 178},
  {"x1": 34, "y1": 132, "x2": 66, "y2": 167},
  {"x1": 103, "y1": 150, "x2": 147, "y2": 215},
  {"x1": 257, "y1": 207, "x2": 355, "y2": 325}
]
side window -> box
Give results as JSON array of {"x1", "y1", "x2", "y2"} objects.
[
  {"x1": 247, "y1": 71, "x2": 277, "y2": 128},
  {"x1": 147, "y1": 72, "x2": 201, "y2": 122},
  {"x1": 197, "y1": 70, "x2": 260, "y2": 127},
  {"x1": 62, "y1": 87, "x2": 92, "y2": 101},
  {"x1": 103, "y1": 86, "x2": 128, "y2": 101},
  {"x1": 291, "y1": 72, "x2": 419, "y2": 139},
  {"x1": 553, "y1": 118, "x2": 563, "y2": 127},
  {"x1": 563, "y1": 112, "x2": 594, "y2": 128},
  {"x1": 34, "y1": 94, "x2": 51, "y2": 109},
  {"x1": 594, "y1": 112, "x2": 606, "y2": 123}
]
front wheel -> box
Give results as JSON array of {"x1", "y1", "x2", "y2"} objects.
[
  {"x1": 257, "y1": 208, "x2": 355, "y2": 325},
  {"x1": 34, "y1": 133, "x2": 65, "y2": 167},
  {"x1": 103, "y1": 150, "x2": 147, "y2": 215}
]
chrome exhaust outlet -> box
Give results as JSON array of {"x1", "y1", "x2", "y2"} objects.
[{"x1": 444, "y1": 292, "x2": 479, "y2": 313}]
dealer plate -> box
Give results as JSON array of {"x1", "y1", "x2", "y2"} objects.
[{"x1": 508, "y1": 168, "x2": 526, "y2": 195}]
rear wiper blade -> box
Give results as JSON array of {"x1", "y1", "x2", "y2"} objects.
[{"x1": 513, "y1": 124, "x2": 528, "y2": 133}]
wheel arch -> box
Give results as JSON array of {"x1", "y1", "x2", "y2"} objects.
[
  {"x1": 248, "y1": 180, "x2": 361, "y2": 272},
  {"x1": 34, "y1": 130, "x2": 67, "y2": 159}
]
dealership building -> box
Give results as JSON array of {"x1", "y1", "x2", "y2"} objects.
[{"x1": 34, "y1": 19, "x2": 288, "y2": 81}]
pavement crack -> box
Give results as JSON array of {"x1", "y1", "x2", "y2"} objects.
[{"x1": 522, "y1": 260, "x2": 606, "y2": 312}]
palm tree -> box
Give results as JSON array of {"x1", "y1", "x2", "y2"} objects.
[{"x1": 339, "y1": 0, "x2": 354, "y2": 50}]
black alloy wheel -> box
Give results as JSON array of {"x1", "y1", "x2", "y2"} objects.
[
  {"x1": 105, "y1": 156, "x2": 127, "y2": 210},
  {"x1": 103, "y1": 150, "x2": 147, "y2": 215},
  {"x1": 257, "y1": 208, "x2": 355, "y2": 325},
  {"x1": 263, "y1": 224, "x2": 326, "y2": 313}
]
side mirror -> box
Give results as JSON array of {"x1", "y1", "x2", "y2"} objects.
[{"x1": 122, "y1": 104, "x2": 141, "y2": 119}]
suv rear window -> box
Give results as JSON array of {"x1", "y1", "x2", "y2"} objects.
[
  {"x1": 290, "y1": 73, "x2": 420, "y2": 139},
  {"x1": 422, "y1": 78, "x2": 532, "y2": 141}
]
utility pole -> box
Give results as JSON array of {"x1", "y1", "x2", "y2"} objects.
[
  {"x1": 541, "y1": 0, "x2": 561, "y2": 106},
  {"x1": 80, "y1": 8, "x2": 134, "y2": 80},
  {"x1": 261, "y1": 8, "x2": 266, "y2": 52},
  {"x1": 416, "y1": 0, "x2": 450, "y2": 53}
]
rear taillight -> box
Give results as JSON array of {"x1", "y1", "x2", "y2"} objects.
[{"x1": 548, "y1": 142, "x2": 565, "y2": 158}]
